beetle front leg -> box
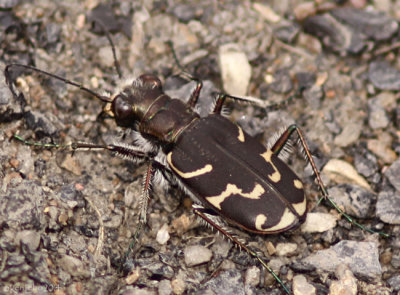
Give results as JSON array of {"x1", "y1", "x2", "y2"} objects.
[
  {"x1": 13, "y1": 135, "x2": 160, "y2": 226},
  {"x1": 138, "y1": 161, "x2": 155, "y2": 225},
  {"x1": 95, "y1": 143, "x2": 174, "y2": 226},
  {"x1": 121, "y1": 161, "x2": 155, "y2": 268},
  {"x1": 192, "y1": 204, "x2": 291, "y2": 295}
]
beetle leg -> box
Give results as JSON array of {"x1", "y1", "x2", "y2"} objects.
[
  {"x1": 166, "y1": 41, "x2": 204, "y2": 108},
  {"x1": 13, "y1": 135, "x2": 156, "y2": 162},
  {"x1": 270, "y1": 124, "x2": 331, "y2": 206},
  {"x1": 121, "y1": 162, "x2": 154, "y2": 266},
  {"x1": 138, "y1": 162, "x2": 155, "y2": 224},
  {"x1": 212, "y1": 93, "x2": 227, "y2": 114},
  {"x1": 13, "y1": 135, "x2": 161, "y2": 226},
  {"x1": 192, "y1": 204, "x2": 291, "y2": 295},
  {"x1": 212, "y1": 93, "x2": 274, "y2": 114},
  {"x1": 63, "y1": 142, "x2": 170, "y2": 226},
  {"x1": 173, "y1": 70, "x2": 203, "y2": 108},
  {"x1": 212, "y1": 92, "x2": 298, "y2": 114},
  {"x1": 13, "y1": 134, "x2": 176, "y2": 228},
  {"x1": 269, "y1": 125, "x2": 389, "y2": 237},
  {"x1": 186, "y1": 79, "x2": 203, "y2": 108},
  {"x1": 118, "y1": 163, "x2": 154, "y2": 271}
]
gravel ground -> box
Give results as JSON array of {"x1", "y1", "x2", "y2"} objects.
[{"x1": 1, "y1": 1, "x2": 399, "y2": 295}]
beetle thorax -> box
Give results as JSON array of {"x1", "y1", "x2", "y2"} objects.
[{"x1": 109, "y1": 74, "x2": 199, "y2": 144}]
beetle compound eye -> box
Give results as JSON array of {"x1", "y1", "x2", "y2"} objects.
[
  {"x1": 113, "y1": 95, "x2": 132, "y2": 119},
  {"x1": 112, "y1": 95, "x2": 138, "y2": 127},
  {"x1": 138, "y1": 74, "x2": 162, "y2": 89}
]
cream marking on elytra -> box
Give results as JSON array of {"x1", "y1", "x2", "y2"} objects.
[
  {"x1": 292, "y1": 197, "x2": 307, "y2": 216},
  {"x1": 206, "y1": 183, "x2": 265, "y2": 210},
  {"x1": 237, "y1": 125, "x2": 245, "y2": 142},
  {"x1": 255, "y1": 214, "x2": 268, "y2": 231},
  {"x1": 260, "y1": 149, "x2": 281, "y2": 182},
  {"x1": 261, "y1": 207, "x2": 297, "y2": 232},
  {"x1": 167, "y1": 152, "x2": 213, "y2": 178},
  {"x1": 294, "y1": 179, "x2": 303, "y2": 189}
]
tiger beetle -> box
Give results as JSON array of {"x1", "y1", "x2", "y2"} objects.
[{"x1": 5, "y1": 28, "x2": 389, "y2": 295}]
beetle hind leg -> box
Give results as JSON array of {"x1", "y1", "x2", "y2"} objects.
[
  {"x1": 270, "y1": 125, "x2": 389, "y2": 237},
  {"x1": 192, "y1": 204, "x2": 291, "y2": 294}
]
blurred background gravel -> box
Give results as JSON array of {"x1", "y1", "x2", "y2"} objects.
[{"x1": 0, "y1": 1, "x2": 399, "y2": 294}]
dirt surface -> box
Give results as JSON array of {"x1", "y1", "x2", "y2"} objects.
[{"x1": 0, "y1": 1, "x2": 399, "y2": 295}]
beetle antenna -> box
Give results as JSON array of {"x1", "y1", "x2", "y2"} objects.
[
  {"x1": 5, "y1": 64, "x2": 111, "y2": 103},
  {"x1": 167, "y1": 40, "x2": 184, "y2": 72},
  {"x1": 89, "y1": 18, "x2": 123, "y2": 79},
  {"x1": 166, "y1": 40, "x2": 199, "y2": 82}
]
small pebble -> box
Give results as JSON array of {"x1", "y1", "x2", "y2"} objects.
[
  {"x1": 211, "y1": 236, "x2": 231, "y2": 258},
  {"x1": 367, "y1": 137, "x2": 397, "y2": 164},
  {"x1": 9, "y1": 158, "x2": 20, "y2": 169},
  {"x1": 329, "y1": 264, "x2": 357, "y2": 295},
  {"x1": 171, "y1": 276, "x2": 186, "y2": 295},
  {"x1": 384, "y1": 157, "x2": 400, "y2": 191},
  {"x1": 301, "y1": 212, "x2": 337, "y2": 233},
  {"x1": 333, "y1": 122, "x2": 362, "y2": 147},
  {"x1": 244, "y1": 266, "x2": 260, "y2": 287},
  {"x1": 265, "y1": 241, "x2": 276, "y2": 255},
  {"x1": 252, "y1": 3, "x2": 281, "y2": 23},
  {"x1": 60, "y1": 154, "x2": 82, "y2": 176},
  {"x1": 275, "y1": 242, "x2": 298, "y2": 256},
  {"x1": 158, "y1": 279, "x2": 172, "y2": 295},
  {"x1": 380, "y1": 250, "x2": 392, "y2": 265},
  {"x1": 196, "y1": 269, "x2": 245, "y2": 295},
  {"x1": 354, "y1": 151, "x2": 378, "y2": 178},
  {"x1": 303, "y1": 240, "x2": 382, "y2": 279},
  {"x1": 125, "y1": 267, "x2": 140, "y2": 285},
  {"x1": 292, "y1": 275, "x2": 316, "y2": 295},
  {"x1": 16, "y1": 230, "x2": 40, "y2": 252},
  {"x1": 58, "y1": 212, "x2": 69, "y2": 225},
  {"x1": 328, "y1": 184, "x2": 374, "y2": 218},
  {"x1": 156, "y1": 224, "x2": 170, "y2": 245},
  {"x1": 391, "y1": 250, "x2": 400, "y2": 268},
  {"x1": 322, "y1": 159, "x2": 371, "y2": 190},
  {"x1": 376, "y1": 191, "x2": 400, "y2": 224},
  {"x1": 218, "y1": 43, "x2": 251, "y2": 96},
  {"x1": 294, "y1": 2, "x2": 317, "y2": 20},
  {"x1": 171, "y1": 3, "x2": 198, "y2": 23},
  {"x1": 59, "y1": 255, "x2": 90, "y2": 277},
  {"x1": 368, "y1": 98, "x2": 389, "y2": 129},
  {"x1": 98, "y1": 46, "x2": 118, "y2": 68},
  {"x1": 171, "y1": 214, "x2": 191, "y2": 235},
  {"x1": 387, "y1": 273, "x2": 400, "y2": 291},
  {"x1": 369, "y1": 61, "x2": 400, "y2": 90},
  {"x1": 184, "y1": 245, "x2": 213, "y2": 267}
]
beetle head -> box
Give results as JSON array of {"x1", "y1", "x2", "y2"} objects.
[{"x1": 103, "y1": 74, "x2": 164, "y2": 128}]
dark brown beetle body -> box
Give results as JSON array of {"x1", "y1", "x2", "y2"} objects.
[{"x1": 107, "y1": 74, "x2": 307, "y2": 234}]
